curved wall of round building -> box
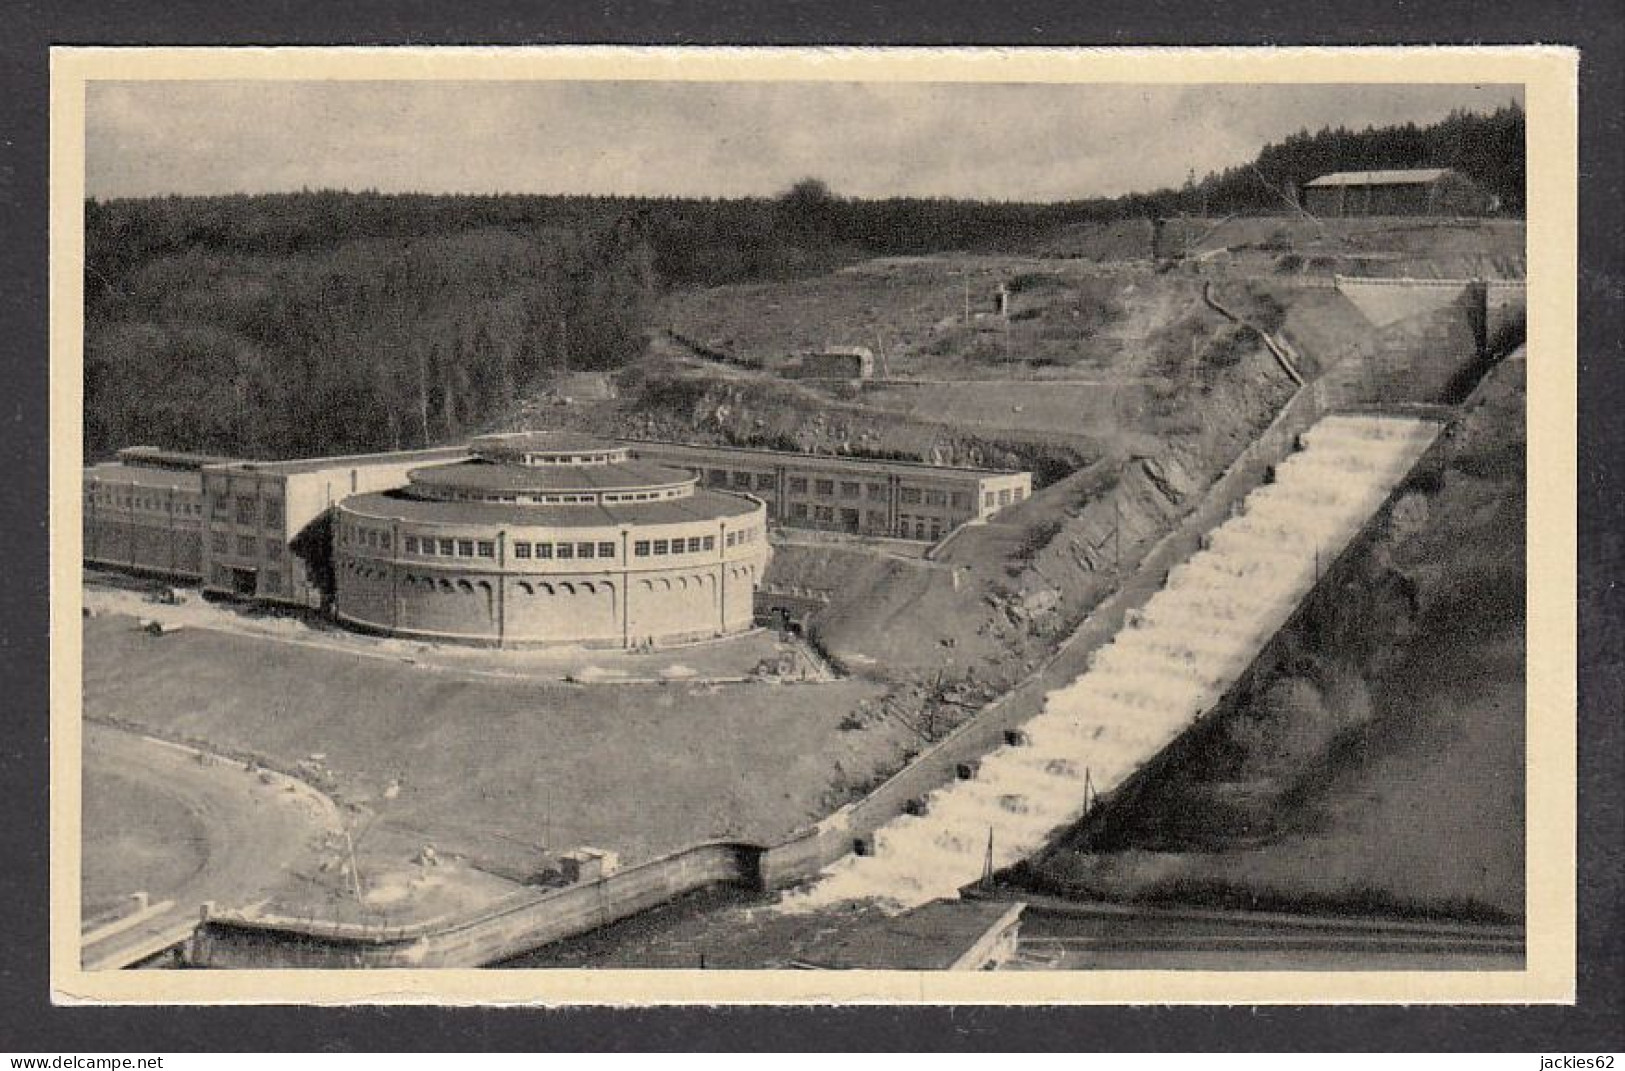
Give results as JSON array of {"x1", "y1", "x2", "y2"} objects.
[{"x1": 330, "y1": 507, "x2": 768, "y2": 647}]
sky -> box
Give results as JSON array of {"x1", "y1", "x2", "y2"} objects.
[{"x1": 85, "y1": 81, "x2": 1522, "y2": 202}]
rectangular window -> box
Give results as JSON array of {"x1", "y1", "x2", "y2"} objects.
[
  {"x1": 556, "y1": 543, "x2": 574, "y2": 560},
  {"x1": 211, "y1": 488, "x2": 230, "y2": 518},
  {"x1": 236, "y1": 496, "x2": 257, "y2": 525},
  {"x1": 1012, "y1": 487, "x2": 1025, "y2": 502},
  {"x1": 925, "y1": 490, "x2": 947, "y2": 507},
  {"x1": 211, "y1": 531, "x2": 228, "y2": 553},
  {"x1": 707, "y1": 469, "x2": 727, "y2": 487},
  {"x1": 236, "y1": 535, "x2": 256, "y2": 557},
  {"x1": 634, "y1": 541, "x2": 650, "y2": 557},
  {"x1": 380, "y1": 532, "x2": 391, "y2": 549},
  {"x1": 653, "y1": 539, "x2": 668, "y2": 555},
  {"x1": 732, "y1": 471, "x2": 751, "y2": 489},
  {"x1": 265, "y1": 499, "x2": 284, "y2": 526},
  {"x1": 900, "y1": 488, "x2": 922, "y2": 505},
  {"x1": 439, "y1": 538, "x2": 454, "y2": 556},
  {"x1": 726, "y1": 532, "x2": 737, "y2": 547},
  {"x1": 984, "y1": 491, "x2": 996, "y2": 509},
  {"x1": 404, "y1": 536, "x2": 418, "y2": 553},
  {"x1": 814, "y1": 505, "x2": 834, "y2": 523},
  {"x1": 687, "y1": 537, "x2": 703, "y2": 553},
  {"x1": 950, "y1": 492, "x2": 969, "y2": 510},
  {"x1": 535, "y1": 543, "x2": 553, "y2": 559},
  {"x1": 998, "y1": 489, "x2": 1012, "y2": 506},
  {"x1": 755, "y1": 473, "x2": 775, "y2": 490},
  {"x1": 577, "y1": 542, "x2": 595, "y2": 559},
  {"x1": 513, "y1": 542, "x2": 530, "y2": 559},
  {"x1": 814, "y1": 479, "x2": 835, "y2": 496},
  {"x1": 868, "y1": 510, "x2": 887, "y2": 530},
  {"x1": 840, "y1": 481, "x2": 860, "y2": 498},
  {"x1": 841, "y1": 508, "x2": 861, "y2": 530},
  {"x1": 868, "y1": 483, "x2": 887, "y2": 501},
  {"x1": 477, "y1": 541, "x2": 495, "y2": 558},
  {"x1": 598, "y1": 542, "x2": 616, "y2": 559},
  {"x1": 702, "y1": 535, "x2": 715, "y2": 551},
  {"x1": 789, "y1": 477, "x2": 808, "y2": 494},
  {"x1": 264, "y1": 570, "x2": 281, "y2": 594},
  {"x1": 791, "y1": 503, "x2": 809, "y2": 520},
  {"x1": 457, "y1": 539, "x2": 474, "y2": 557},
  {"x1": 264, "y1": 538, "x2": 281, "y2": 559}
]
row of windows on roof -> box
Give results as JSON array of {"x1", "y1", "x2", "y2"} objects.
[
  {"x1": 427, "y1": 487, "x2": 683, "y2": 505},
  {"x1": 343, "y1": 522, "x2": 761, "y2": 563}
]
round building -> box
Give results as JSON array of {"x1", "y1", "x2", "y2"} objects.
[{"x1": 332, "y1": 432, "x2": 769, "y2": 647}]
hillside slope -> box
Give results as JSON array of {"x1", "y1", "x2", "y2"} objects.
[{"x1": 1034, "y1": 349, "x2": 1528, "y2": 919}]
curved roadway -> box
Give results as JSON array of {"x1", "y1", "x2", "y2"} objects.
[{"x1": 81, "y1": 723, "x2": 341, "y2": 969}]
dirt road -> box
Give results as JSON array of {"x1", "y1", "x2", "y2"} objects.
[{"x1": 81, "y1": 722, "x2": 341, "y2": 968}]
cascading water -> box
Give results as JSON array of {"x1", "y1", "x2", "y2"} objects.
[{"x1": 779, "y1": 414, "x2": 1441, "y2": 913}]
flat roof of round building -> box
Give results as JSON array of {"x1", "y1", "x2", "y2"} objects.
[
  {"x1": 339, "y1": 487, "x2": 761, "y2": 529},
  {"x1": 470, "y1": 431, "x2": 620, "y2": 457},
  {"x1": 407, "y1": 458, "x2": 695, "y2": 494}
]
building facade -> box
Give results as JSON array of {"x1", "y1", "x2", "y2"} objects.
[
  {"x1": 331, "y1": 433, "x2": 769, "y2": 647},
  {"x1": 622, "y1": 440, "x2": 1031, "y2": 542},
  {"x1": 83, "y1": 447, "x2": 233, "y2": 580},
  {"x1": 85, "y1": 432, "x2": 1030, "y2": 643},
  {"x1": 199, "y1": 446, "x2": 470, "y2": 606},
  {"x1": 1301, "y1": 168, "x2": 1496, "y2": 218}
]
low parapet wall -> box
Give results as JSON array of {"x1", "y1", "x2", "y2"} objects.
[{"x1": 192, "y1": 841, "x2": 764, "y2": 969}]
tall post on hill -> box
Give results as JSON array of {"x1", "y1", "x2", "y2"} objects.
[{"x1": 981, "y1": 826, "x2": 995, "y2": 890}]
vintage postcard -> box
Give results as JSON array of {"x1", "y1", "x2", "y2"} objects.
[{"x1": 49, "y1": 45, "x2": 1577, "y2": 1004}]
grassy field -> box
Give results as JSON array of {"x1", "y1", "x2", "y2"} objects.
[{"x1": 83, "y1": 614, "x2": 894, "y2": 885}]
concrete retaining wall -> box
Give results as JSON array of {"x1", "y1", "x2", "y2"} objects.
[{"x1": 192, "y1": 841, "x2": 764, "y2": 968}]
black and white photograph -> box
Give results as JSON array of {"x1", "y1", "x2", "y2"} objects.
[{"x1": 49, "y1": 46, "x2": 1577, "y2": 1004}]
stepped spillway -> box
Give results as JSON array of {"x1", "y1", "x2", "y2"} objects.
[{"x1": 780, "y1": 414, "x2": 1441, "y2": 913}]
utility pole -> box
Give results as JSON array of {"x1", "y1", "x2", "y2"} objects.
[{"x1": 342, "y1": 824, "x2": 364, "y2": 906}]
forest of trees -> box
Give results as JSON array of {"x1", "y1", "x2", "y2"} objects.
[{"x1": 84, "y1": 103, "x2": 1524, "y2": 461}]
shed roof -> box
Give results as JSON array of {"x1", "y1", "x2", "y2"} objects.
[
  {"x1": 1304, "y1": 168, "x2": 1454, "y2": 188},
  {"x1": 795, "y1": 900, "x2": 1025, "y2": 971},
  {"x1": 219, "y1": 446, "x2": 470, "y2": 477}
]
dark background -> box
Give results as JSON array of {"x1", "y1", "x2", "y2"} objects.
[{"x1": 2, "y1": 0, "x2": 1620, "y2": 1052}]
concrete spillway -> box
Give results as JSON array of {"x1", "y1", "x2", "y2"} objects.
[{"x1": 780, "y1": 414, "x2": 1441, "y2": 913}]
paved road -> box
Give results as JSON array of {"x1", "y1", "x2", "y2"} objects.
[{"x1": 81, "y1": 723, "x2": 341, "y2": 969}]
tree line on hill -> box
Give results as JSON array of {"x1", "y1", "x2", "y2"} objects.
[{"x1": 84, "y1": 103, "x2": 1523, "y2": 461}]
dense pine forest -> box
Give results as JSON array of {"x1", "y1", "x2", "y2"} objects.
[{"x1": 84, "y1": 104, "x2": 1523, "y2": 461}]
